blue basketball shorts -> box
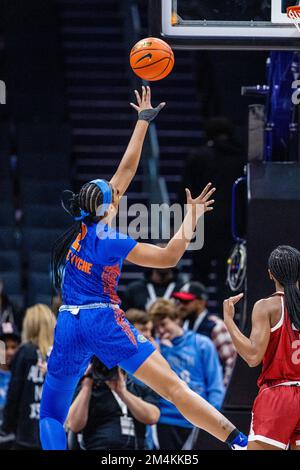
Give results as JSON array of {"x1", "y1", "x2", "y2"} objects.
[{"x1": 47, "y1": 305, "x2": 156, "y2": 378}]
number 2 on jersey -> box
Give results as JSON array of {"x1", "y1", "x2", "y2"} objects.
[{"x1": 71, "y1": 223, "x2": 87, "y2": 253}]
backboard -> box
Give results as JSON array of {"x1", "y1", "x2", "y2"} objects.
[{"x1": 149, "y1": 0, "x2": 300, "y2": 50}]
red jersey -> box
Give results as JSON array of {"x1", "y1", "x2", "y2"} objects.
[{"x1": 258, "y1": 292, "x2": 300, "y2": 388}]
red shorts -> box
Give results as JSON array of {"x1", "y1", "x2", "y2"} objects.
[{"x1": 249, "y1": 382, "x2": 300, "y2": 450}]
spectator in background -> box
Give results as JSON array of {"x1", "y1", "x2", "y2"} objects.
[
  {"x1": 0, "y1": 280, "x2": 22, "y2": 330},
  {"x1": 1, "y1": 304, "x2": 55, "y2": 449},
  {"x1": 0, "y1": 323, "x2": 21, "y2": 422},
  {"x1": 148, "y1": 299, "x2": 224, "y2": 450},
  {"x1": 179, "y1": 117, "x2": 244, "y2": 302},
  {"x1": 125, "y1": 308, "x2": 160, "y2": 449},
  {"x1": 0, "y1": 322, "x2": 21, "y2": 449},
  {"x1": 123, "y1": 265, "x2": 187, "y2": 311},
  {"x1": 173, "y1": 282, "x2": 237, "y2": 387},
  {"x1": 125, "y1": 308, "x2": 158, "y2": 350},
  {"x1": 67, "y1": 356, "x2": 160, "y2": 450}
]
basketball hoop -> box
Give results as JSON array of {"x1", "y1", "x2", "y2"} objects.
[{"x1": 287, "y1": 6, "x2": 300, "y2": 32}]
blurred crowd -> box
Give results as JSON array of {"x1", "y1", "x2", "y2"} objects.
[{"x1": 0, "y1": 266, "x2": 236, "y2": 451}]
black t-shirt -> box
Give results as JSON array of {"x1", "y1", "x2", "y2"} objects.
[
  {"x1": 179, "y1": 142, "x2": 245, "y2": 246},
  {"x1": 122, "y1": 275, "x2": 186, "y2": 311},
  {"x1": 2, "y1": 342, "x2": 43, "y2": 448},
  {"x1": 74, "y1": 374, "x2": 159, "y2": 450}
]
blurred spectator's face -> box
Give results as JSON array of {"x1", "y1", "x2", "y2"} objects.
[
  {"x1": 154, "y1": 317, "x2": 182, "y2": 341},
  {"x1": 150, "y1": 268, "x2": 174, "y2": 285},
  {"x1": 5, "y1": 338, "x2": 19, "y2": 367},
  {"x1": 176, "y1": 298, "x2": 206, "y2": 318},
  {"x1": 133, "y1": 321, "x2": 153, "y2": 340}
]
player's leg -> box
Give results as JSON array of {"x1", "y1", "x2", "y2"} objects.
[
  {"x1": 248, "y1": 386, "x2": 297, "y2": 451},
  {"x1": 290, "y1": 444, "x2": 300, "y2": 450},
  {"x1": 126, "y1": 349, "x2": 245, "y2": 446},
  {"x1": 290, "y1": 428, "x2": 300, "y2": 450},
  {"x1": 39, "y1": 310, "x2": 91, "y2": 450},
  {"x1": 247, "y1": 440, "x2": 282, "y2": 450},
  {"x1": 40, "y1": 372, "x2": 81, "y2": 450}
]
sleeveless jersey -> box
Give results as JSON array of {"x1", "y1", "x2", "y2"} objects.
[
  {"x1": 61, "y1": 222, "x2": 137, "y2": 306},
  {"x1": 258, "y1": 292, "x2": 300, "y2": 388}
]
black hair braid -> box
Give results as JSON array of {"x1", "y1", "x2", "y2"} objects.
[
  {"x1": 79, "y1": 182, "x2": 102, "y2": 217},
  {"x1": 51, "y1": 222, "x2": 82, "y2": 290},
  {"x1": 268, "y1": 245, "x2": 300, "y2": 331},
  {"x1": 69, "y1": 193, "x2": 81, "y2": 219},
  {"x1": 51, "y1": 183, "x2": 103, "y2": 290}
]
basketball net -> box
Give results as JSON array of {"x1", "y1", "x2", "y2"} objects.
[{"x1": 287, "y1": 6, "x2": 300, "y2": 32}]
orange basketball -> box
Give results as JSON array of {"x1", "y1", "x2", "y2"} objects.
[{"x1": 130, "y1": 37, "x2": 174, "y2": 81}]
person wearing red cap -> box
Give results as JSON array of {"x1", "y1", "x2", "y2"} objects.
[{"x1": 173, "y1": 282, "x2": 237, "y2": 387}]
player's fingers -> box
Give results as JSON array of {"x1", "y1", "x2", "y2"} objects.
[
  {"x1": 232, "y1": 293, "x2": 244, "y2": 304},
  {"x1": 130, "y1": 103, "x2": 139, "y2": 111},
  {"x1": 202, "y1": 187, "x2": 216, "y2": 202},
  {"x1": 147, "y1": 85, "x2": 151, "y2": 104},
  {"x1": 157, "y1": 102, "x2": 166, "y2": 110},
  {"x1": 205, "y1": 199, "x2": 215, "y2": 206},
  {"x1": 198, "y1": 182, "x2": 212, "y2": 199},
  {"x1": 205, "y1": 207, "x2": 214, "y2": 212},
  {"x1": 195, "y1": 187, "x2": 214, "y2": 204},
  {"x1": 185, "y1": 188, "x2": 192, "y2": 201},
  {"x1": 134, "y1": 89, "x2": 141, "y2": 105},
  {"x1": 142, "y1": 85, "x2": 146, "y2": 102}
]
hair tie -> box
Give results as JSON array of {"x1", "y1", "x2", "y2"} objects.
[
  {"x1": 61, "y1": 190, "x2": 90, "y2": 221},
  {"x1": 90, "y1": 179, "x2": 113, "y2": 216},
  {"x1": 74, "y1": 209, "x2": 90, "y2": 221}
]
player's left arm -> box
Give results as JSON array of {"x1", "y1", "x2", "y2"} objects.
[
  {"x1": 110, "y1": 86, "x2": 165, "y2": 197},
  {"x1": 223, "y1": 294, "x2": 271, "y2": 367}
]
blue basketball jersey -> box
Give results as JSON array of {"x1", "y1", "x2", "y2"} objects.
[{"x1": 62, "y1": 222, "x2": 137, "y2": 305}]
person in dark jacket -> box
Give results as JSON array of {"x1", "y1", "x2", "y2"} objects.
[
  {"x1": 0, "y1": 322, "x2": 21, "y2": 418},
  {"x1": 123, "y1": 266, "x2": 188, "y2": 312},
  {"x1": 1, "y1": 304, "x2": 56, "y2": 449},
  {"x1": 173, "y1": 282, "x2": 237, "y2": 387},
  {"x1": 67, "y1": 357, "x2": 160, "y2": 450},
  {"x1": 0, "y1": 322, "x2": 21, "y2": 449},
  {"x1": 179, "y1": 118, "x2": 245, "y2": 303},
  {"x1": 0, "y1": 280, "x2": 22, "y2": 331}
]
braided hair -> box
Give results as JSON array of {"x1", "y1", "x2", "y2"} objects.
[
  {"x1": 52, "y1": 182, "x2": 105, "y2": 290},
  {"x1": 268, "y1": 245, "x2": 300, "y2": 331}
]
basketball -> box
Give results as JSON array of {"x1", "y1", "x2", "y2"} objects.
[{"x1": 130, "y1": 37, "x2": 174, "y2": 81}]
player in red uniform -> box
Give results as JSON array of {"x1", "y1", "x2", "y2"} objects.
[{"x1": 223, "y1": 245, "x2": 300, "y2": 450}]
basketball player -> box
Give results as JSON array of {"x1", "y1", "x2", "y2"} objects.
[
  {"x1": 39, "y1": 86, "x2": 247, "y2": 450},
  {"x1": 224, "y1": 245, "x2": 300, "y2": 450}
]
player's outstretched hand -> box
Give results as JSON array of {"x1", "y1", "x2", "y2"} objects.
[
  {"x1": 185, "y1": 182, "x2": 216, "y2": 214},
  {"x1": 130, "y1": 85, "x2": 166, "y2": 122},
  {"x1": 223, "y1": 293, "x2": 244, "y2": 321}
]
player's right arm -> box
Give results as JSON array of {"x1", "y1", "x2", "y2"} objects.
[
  {"x1": 110, "y1": 86, "x2": 165, "y2": 197},
  {"x1": 126, "y1": 183, "x2": 215, "y2": 268},
  {"x1": 224, "y1": 296, "x2": 271, "y2": 367}
]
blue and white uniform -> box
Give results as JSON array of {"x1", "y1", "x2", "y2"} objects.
[
  {"x1": 40, "y1": 220, "x2": 155, "y2": 450},
  {"x1": 47, "y1": 221, "x2": 155, "y2": 377}
]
